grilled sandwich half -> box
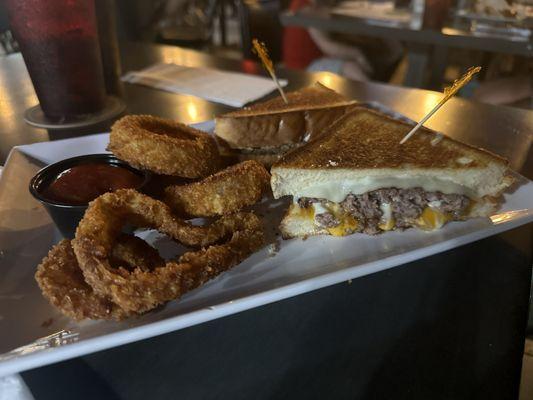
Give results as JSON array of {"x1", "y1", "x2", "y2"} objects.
[
  {"x1": 215, "y1": 83, "x2": 358, "y2": 166},
  {"x1": 271, "y1": 108, "x2": 515, "y2": 238}
]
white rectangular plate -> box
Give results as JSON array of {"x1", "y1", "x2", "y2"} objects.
[{"x1": 0, "y1": 121, "x2": 531, "y2": 377}]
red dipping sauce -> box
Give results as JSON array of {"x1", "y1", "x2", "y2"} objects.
[{"x1": 41, "y1": 163, "x2": 143, "y2": 205}]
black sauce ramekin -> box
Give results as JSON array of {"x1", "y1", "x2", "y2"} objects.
[{"x1": 29, "y1": 154, "x2": 151, "y2": 239}]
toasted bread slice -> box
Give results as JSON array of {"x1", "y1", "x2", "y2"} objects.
[
  {"x1": 215, "y1": 82, "x2": 359, "y2": 149},
  {"x1": 271, "y1": 108, "x2": 514, "y2": 201}
]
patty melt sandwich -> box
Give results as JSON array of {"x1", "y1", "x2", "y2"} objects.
[
  {"x1": 215, "y1": 82, "x2": 358, "y2": 166},
  {"x1": 270, "y1": 108, "x2": 515, "y2": 238}
]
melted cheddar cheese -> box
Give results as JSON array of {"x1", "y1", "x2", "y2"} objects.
[
  {"x1": 327, "y1": 214, "x2": 358, "y2": 236},
  {"x1": 311, "y1": 203, "x2": 358, "y2": 236},
  {"x1": 293, "y1": 202, "x2": 453, "y2": 236},
  {"x1": 416, "y1": 207, "x2": 451, "y2": 230},
  {"x1": 378, "y1": 218, "x2": 395, "y2": 231},
  {"x1": 293, "y1": 203, "x2": 314, "y2": 219}
]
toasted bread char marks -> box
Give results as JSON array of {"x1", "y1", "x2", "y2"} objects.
[
  {"x1": 275, "y1": 108, "x2": 507, "y2": 169},
  {"x1": 271, "y1": 108, "x2": 514, "y2": 200},
  {"x1": 220, "y1": 82, "x2": 357, "y2": 117},
  {"x1": 214, "y1": 83, "x2": 359, "y2": 149}
]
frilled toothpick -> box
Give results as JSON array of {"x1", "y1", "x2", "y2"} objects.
[
  {"x1": 252, "y1": 38, "x2": 288, "y2": 104},
  {"x1": 400, "y1": 66, "x2": 481, "y2": 144}
]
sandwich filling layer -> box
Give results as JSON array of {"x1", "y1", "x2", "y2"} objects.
[
  {"x1": 294, "y1": 188, "x2": 472, "y2": 235},
  {"x1": 287, "y1": 176, "x2": 477, "y2": 202}
]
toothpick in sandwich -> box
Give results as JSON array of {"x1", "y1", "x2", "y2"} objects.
[
  {"x1": 252, "y1": 38, "x2": 288, "y2": 104},
  {"x1": 400, "y1": 66, "x2": 481, "y2": 144}
]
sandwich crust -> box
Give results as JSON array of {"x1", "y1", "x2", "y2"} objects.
[
  {"x1": 271, "y1": 108, "x2": 514, "y2": 200},
  {"x1": 275, "y1": 108, "x2": 508, "y2": 170},
  {"x1": 219, "y1": 82, "x2": 357, "y2": 117}
]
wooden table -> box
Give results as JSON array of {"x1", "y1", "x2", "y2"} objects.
[{"x1": 1, "y1": 42, "x2": 531, "y2": 399}]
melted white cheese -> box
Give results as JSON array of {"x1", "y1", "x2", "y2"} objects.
[
  {"x1": 295, "y1": 176, "x2": 475, "y2": 203},
  {"x1": 312, "y1": 202, "x2": 328, "y2": 215},
  {"x1": 428, "y1": 200, "x2": 442, "y2": 208},
  {"x1": 380, "y1": 203, "x2": 392, "y2": 222}
]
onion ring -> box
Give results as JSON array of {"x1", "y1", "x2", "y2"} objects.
[
  {"x1": 74, "y1": 189, "x2": 259, "y2": 250},
  {"x1": 108, "y1": 115, "x2": 221, "y2": 178},
  {"x1": 35, "y1": 234, "x2": 163, "y2": 321},
  {"x1": 164, "y1": 160, "x2": 271, "y2": 217},
  {"x1": 71, "y1": 189, "x2": 264, "y2": 314},
  {"x1": 110, "y1": 234, "x2": 164, "y2": 272}
]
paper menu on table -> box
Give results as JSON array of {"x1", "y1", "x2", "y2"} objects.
[{"x1": 123, "y1": 63, "x2": 288, "y2": 108}]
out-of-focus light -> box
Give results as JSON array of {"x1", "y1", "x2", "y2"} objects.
[
  {"x1": 318, "y1": 72, "x2": 333, "y2": 87},
  {"x1": 161, "y1": 48, "x2": 189, "y2": 66},
  {"x1": 421, "y1": 92, "x2": 443, "y2": 114},
  {"x1": 186, "y1": 100, "x2": 198, "y2": 120},
  {"x1": 490, "y1": 209, "x2": 530, "y2": 225},
  {"x1": 0, "y1": 71, "x2": 18, "y2": 131}
]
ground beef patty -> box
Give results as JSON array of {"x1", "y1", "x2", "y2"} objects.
[
  {"x1": 314, "y1": 212, "x2": 339, "y2": 228},
  {"x1": 297, "y1": 197, "x2": 320, "y2": 208},
  {"x1": 299, "y1": 188, "x2": 470, "y2": 234}
]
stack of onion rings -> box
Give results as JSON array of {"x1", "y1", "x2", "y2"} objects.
[
  {"x1": 36, "y1": 113, "x2": 270, "y2": 320},
  {"x1": 36, "y1": 189, "x2": 264, "y2": 320},
  {"x1": 108, "y1": 115, "x2": 221, "y2": 178}
]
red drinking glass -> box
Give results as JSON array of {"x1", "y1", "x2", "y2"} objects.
[{"x1": 5, "y1": 0, "x2": 106, "y2": 120}]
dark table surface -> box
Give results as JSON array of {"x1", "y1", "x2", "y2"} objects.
[{"x1": 1, "y1": 42, "x2": 531, "y2": 399}]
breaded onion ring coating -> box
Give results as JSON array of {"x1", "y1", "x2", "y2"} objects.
[
  {"x1": 74, "y1": 189, "x2": 258, "y2": 250},
  {"x1": 110, "y1": 235, "x2": 164, "y2": 272},
  {"x1": 35, "y1": 235, "x2": 163, "y2": 321},
  {"x1": 71, "y1": 189, "x2": 264, "y2": 314},
  {"x1": 108, "y1": 115, "x2": 221, "y2": 178},
  {"x1": 164, "y1": 160, "x2": 271, "y2": 217},
  {"x1": 91, "y1": 225, "x2": 263, "y2": 314}
]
